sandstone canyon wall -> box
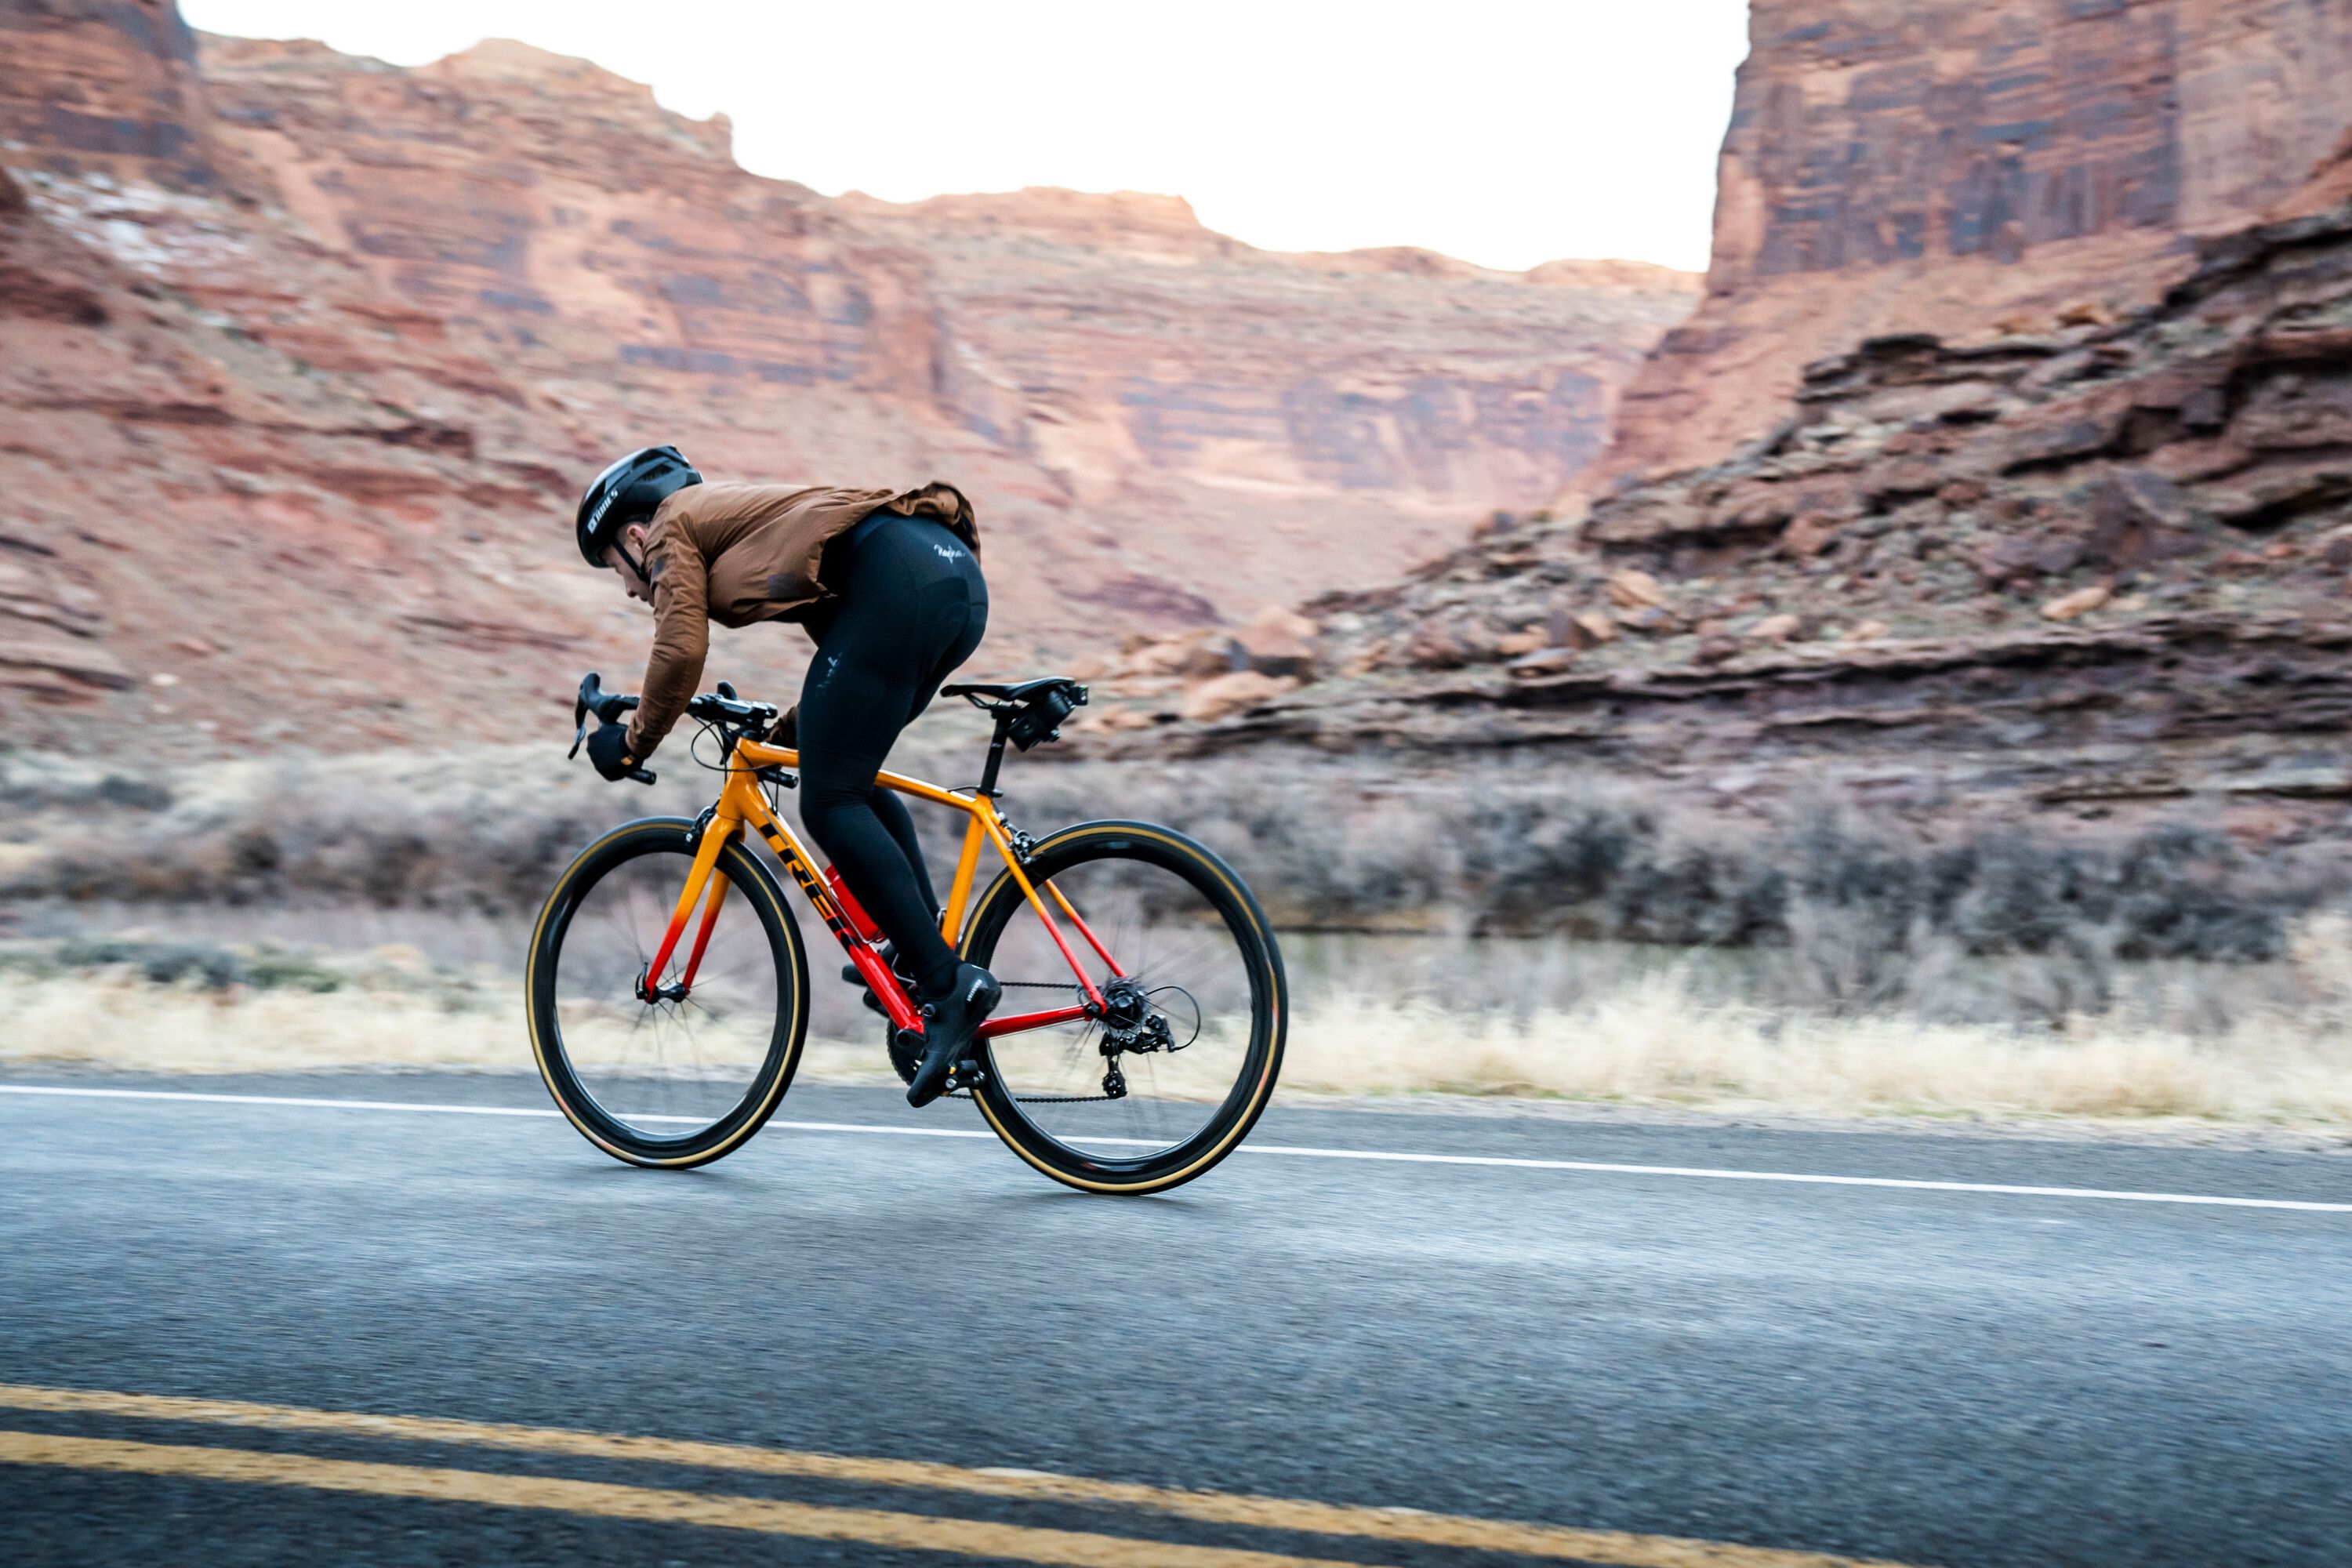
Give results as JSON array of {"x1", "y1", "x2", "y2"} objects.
[
  {"x1": 1117, "y1": 189, "x2": 2352, "y2": 864},
  {"x1": 0, "y1": 0, "x2": 1694, "y2": 753},
  {"x1": 1601, "y1": 0, "x2": 2352, "y2": 485}
]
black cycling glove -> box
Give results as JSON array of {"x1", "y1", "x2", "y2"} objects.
[{"x1": 586, "y1": 720, "x2": 636, "y2": 782}]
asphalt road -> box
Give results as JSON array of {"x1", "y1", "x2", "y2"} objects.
[{"x1": 2, "y1": 1074, "x2": 2349, "y2": 1567}]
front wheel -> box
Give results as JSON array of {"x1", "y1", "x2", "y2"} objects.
[
  {"x1": 527, "y1": 818, "x2": 809, "y2": 1167},
  {"x1": 960, "y1": 821, "x2": 1285, "y2": 1195}
]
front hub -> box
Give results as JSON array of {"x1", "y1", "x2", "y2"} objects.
[{"x1": 635, "y1": 964, "x2": 688, "y2": 1005}]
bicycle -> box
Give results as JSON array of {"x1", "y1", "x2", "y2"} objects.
[{"x1": 525, "y1": 672, "x2": 1287, "y2": 1194}]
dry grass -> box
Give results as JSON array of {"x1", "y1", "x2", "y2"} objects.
[
  {"x1": 0, "y1": 970, "x2": 913, "y2": 1084},
  {"x1": 7, "y1": 932, "x2": 2351, "y2": 1128},
  {"x1": 7, "y1": 969, "x2": 527, "y2": 1076},
  {"x1": 1276, "y1": 990, "x2": 2352, "y2": 1124}
]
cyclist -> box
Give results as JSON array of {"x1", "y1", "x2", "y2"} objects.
[{"x1": 573, "y1": 445, "x2": 1000, "y2": 1106}]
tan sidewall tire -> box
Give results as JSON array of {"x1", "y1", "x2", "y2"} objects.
[
  {"x1": 957, "y1": 820, "x2": 1285, "y2": 1195},
  {"x1": 526, "y1": 817, "x2": 808, "y2": 1168}
]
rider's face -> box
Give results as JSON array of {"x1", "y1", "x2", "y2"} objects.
[{"x1": 604, "y1": 527, "x2": 652, "y2": 603}]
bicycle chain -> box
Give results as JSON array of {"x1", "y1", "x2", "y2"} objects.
[
  {"x1": 957, "y1": 982, "x2": 1123, "y2": 1102},
  {"x1": 947, "y1": 1090, "x2": 1120, "y2": 1102}
]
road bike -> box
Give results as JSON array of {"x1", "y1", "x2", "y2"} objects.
[{"x1": 525, "y1": 673, "x2": 1287, "y2": 1194}]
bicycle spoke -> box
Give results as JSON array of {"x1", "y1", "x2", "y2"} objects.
[
  {"x1": 547, "y1": 836, "x2": 787, "y2": 1145},
  {"x1": 981, "y1": 848, "x2": 1262, "y2": 1149}
]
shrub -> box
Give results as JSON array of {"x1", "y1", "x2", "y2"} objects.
[{"x1": 2, "y1": 743, "x2": 2332, "y2": 972}]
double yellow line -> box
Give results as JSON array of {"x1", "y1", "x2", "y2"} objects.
[{"x1": 0, "y1": 1383, "x2": 1926, "y2": 1568}]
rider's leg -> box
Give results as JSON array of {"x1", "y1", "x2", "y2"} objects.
[
  {"x1": 867, "y1": 789, "x2": 941, "y2": 923},
  {"x1": 795, "y1": 515, "x2": 988, "y2": 1000},
  {"x1": 866, "y1": 613, "x2": 997, "y2": 931}
]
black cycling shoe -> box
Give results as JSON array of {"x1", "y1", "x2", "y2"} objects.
[{"x1": 906, "y1": 962, "x2": 1001, "y2": 1108}]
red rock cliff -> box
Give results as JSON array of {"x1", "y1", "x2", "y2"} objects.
[
  {"x1": 1599, "y1": 0, "x2": 2352, "y2": 485},
  {"x1": 0, "y1": 4, "x2": 1697, "y2": 752},
  {"x1": 195, "y1": 33, "x2": 1693, "y2": 624},
  {"x1": 0, "y1": 0, "x2": 239, "y2": 190}
]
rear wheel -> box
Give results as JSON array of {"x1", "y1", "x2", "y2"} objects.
[
  {"x1": 960, "y1": 821, "x2": 1284, "y2": 1195},
  {"x1": 527, "y1": 818, "x2": 808, "y2": 1167}
]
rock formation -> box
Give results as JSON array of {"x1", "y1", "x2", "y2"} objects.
[
  {"x1": 1109, "y1": 187, "x2": 2352, "y2": 853},
  {"x1": 1599, "y1": 0, "x2": 2352, "y2": 486},
  {"x1": 836, "y1": 190, "x2": 1690, "y2": 612},
  {"x1": 0, "y1": 1, "x2": 1695, "y2": 752},
  {"x1": 0, "y1": 0, "x2": 241, "y2": 192}
]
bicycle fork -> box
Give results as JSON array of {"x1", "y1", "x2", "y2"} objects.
[{"x1": 635, "y1": 818, "x2": 733, "y2": 1005}]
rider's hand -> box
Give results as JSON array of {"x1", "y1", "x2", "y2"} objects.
[
  {"x1": 586, "y1": 720, "x2": 636, "y2": 782},
  {"x1": 767, "y1": 704, "x2": 798, "y2": 749}
]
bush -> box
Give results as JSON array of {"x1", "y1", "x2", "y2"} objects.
[{"x1": 2, "y1": 742, "x2": 2331, "y2": 972}]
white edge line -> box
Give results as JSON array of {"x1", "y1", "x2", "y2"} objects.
[
  {"x1": 3, "y1": 1083, "x2": 2347, "y2": 1212},
  {"x1": 0, "y1": 1085, "x2": 561, "y2": 1117},
  {"x1": 1240, "y1": 1142, "x2": 2352, "y2": 1211}
]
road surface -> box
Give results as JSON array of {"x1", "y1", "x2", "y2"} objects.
[{"x1": 2, "y1": 1073, "x2": 2348, "y2": 1566}]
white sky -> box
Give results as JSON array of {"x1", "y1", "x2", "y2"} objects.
[{"x1": 180, "y1": 1, "x2": 1750, "y2": 274}]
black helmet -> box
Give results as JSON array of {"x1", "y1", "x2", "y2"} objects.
[{"x1": 576, "y1": 445, "x2": 701, "y2": 568}]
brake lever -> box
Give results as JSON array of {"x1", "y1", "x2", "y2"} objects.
[
  {"x1": 570, "y1": 671, "x2": 646, "y2": 760},
  {"x1": 571, "y1": 671, "x2": 599, "y2": 759}
]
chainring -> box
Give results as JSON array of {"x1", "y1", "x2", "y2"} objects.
[{"x1": 885, "y1": 1024, "x2": 922, "y2": 1086}]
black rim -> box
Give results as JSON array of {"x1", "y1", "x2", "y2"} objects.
[
  {"x1": 964, "y1": 823, "x2": 1283, "y2": 1191},
  {"x1": 530, "y1": 822, "x2": 805, "y2": 1165}
]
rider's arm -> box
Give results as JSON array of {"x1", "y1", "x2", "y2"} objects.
[{"x1": 624, "y1": 521, "x2": 708, "y2": 761}]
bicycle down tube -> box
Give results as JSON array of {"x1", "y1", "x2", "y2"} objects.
[{"x1": 652, "y1": 735, "x2": 1111, "y2": 1039}]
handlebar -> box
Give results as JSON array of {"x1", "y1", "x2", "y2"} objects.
[
  {"x1": 687, "y1": 679, "x2": 780, "y2": 730},
  {"x1": 568, "y1": 673, "x2": 786, "y2": 786}
]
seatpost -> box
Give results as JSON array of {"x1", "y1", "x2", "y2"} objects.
[{"x1": 978, "y1": 714, "x2": 1011, "y2": 796}]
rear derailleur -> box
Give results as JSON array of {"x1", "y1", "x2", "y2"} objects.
[{"x1": 1090, "y1": 978, "x2": 1181, "y2": 1098}]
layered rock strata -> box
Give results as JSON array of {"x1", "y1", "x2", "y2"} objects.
[
  {"x1": 838, "y1": 190, "x2": 1693, "y2": 607},
  {"x1": 0, "y1": 2, "x2": 1695, "y2": 752},
  {"x1": 1107, "y1": 198, "x2": 2352, "y2": 851},
  {"x1": 0, "y1": 0, "x2": 241, "y2": 191},
  {"x1": 1601, "y1": 0, "x2": 2352, "y2": 485}
]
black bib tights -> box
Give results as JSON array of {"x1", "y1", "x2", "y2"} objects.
[{"x1": 795, "y1": 513, "x2": 988, "y2": 999}]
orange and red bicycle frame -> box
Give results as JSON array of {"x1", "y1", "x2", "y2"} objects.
[{"x1": 633, "y1": 734, "x2": 1121, "y2": 1041}]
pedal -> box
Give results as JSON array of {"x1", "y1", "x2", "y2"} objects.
[{"x1": 942, "y1": 1058, "x2": 987, "y2": 1093}]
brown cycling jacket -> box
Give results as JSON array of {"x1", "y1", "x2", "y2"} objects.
[{"x1": 622, "y1": 480, "x2": 978, "y2": 760}]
